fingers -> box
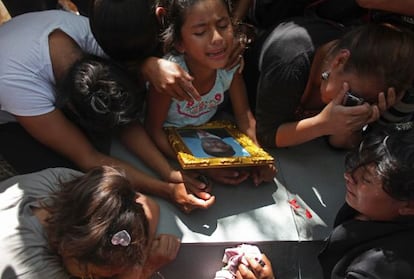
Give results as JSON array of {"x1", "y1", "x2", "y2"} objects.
[
  {"x1": 214, "y1": 170, "x2": 250, "y2": 185},
  {"x1": 181, "y1": 194, "x2": 216, "y2": 213},
  {"x1": 366, "y1": 105, "x2": 380, "y2": 124},
  {"x1": 183, "y1": 172, "x2": 212, "y2": 191},
  {"x1": 179, "y1": 77, "x2": 201, "y2": 102},
  {"x1": 386, "y1": 87, "x2": 397, "y2": 107},
  {"x1": 243, "y1": 255, "x2": 274, "y2": 279},
  {"x1": 377, "y1": 91, "x2": 387, "y2": 113},
  {"x1": 373, "y1": 87, "x2": 396, "y2": 114},
  {"x1": 144, "y1": 234, "x2": 181, "y2": 274},
  {"x1": 334, "y1": 82, "x2": 350, "y2": 105},
  {"x1": 225, "y1": 37, "x2": 246, "y2": 70},
  {"x1": 154, "y1": 60, "x2": 201, "y2": 102},
  {"x1": 158, "y1": 234, "x2": 181, "y2": 257},
  {"x1": 252, "y1": 165, "x2": 277, "y2": 186},
  {"x1": 168, "y1": 78, "x2": 200, "y2": 102}
]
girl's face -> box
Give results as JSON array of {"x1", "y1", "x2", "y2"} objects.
[
  {"x1": 176, "y1": 0, "x2": 233, "y2": 70},
  {"x1": 344, "y1": 164, "x2": 404, "y2": 221}
]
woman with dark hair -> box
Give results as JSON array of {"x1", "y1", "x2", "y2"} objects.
[
  {"x1": 237, "y1": 128, "x2": 414, "y2": 279},
  {"x1": 0, "y1": 166, "x2": 180, "y2": 278},
  {"x1": 89, "y1": 0, "x2": 202, "y2": 102},
  {"x1": 252, "y1": 21, "x2": 414, "y2": 149},
  {"x1": 0, "y1": 10, "x2": 214, "y2": 213}
]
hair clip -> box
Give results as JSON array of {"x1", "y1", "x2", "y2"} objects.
[{"x1": 111, "y1": 230, "x2": 131, "y2": 247}]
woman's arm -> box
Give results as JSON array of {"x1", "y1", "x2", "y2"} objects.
[
  {"x1": 16, "y1": 110, "x2": 174, "y2": 198},
  {"x1": 140, "y1": 57, "x2": 201, "y2": 102},
  {"x1": 356, "y1": 0, "x2": 414, "y2": 16},
  {"x1": 16, "y1": 110, "x2": 216, "y2": 213},
  {"x1": 229, "y1": 72, "x2": 258, "y2": 144},
  {"x1": 275, "y1": 84, "x2": 376, "y2": 148},
  {"x1": 144, "y1": 87, "x2": 177, "y2": 159},
  {"x1": 232, "y1": 0, "x2": 252, "y2": 23}
]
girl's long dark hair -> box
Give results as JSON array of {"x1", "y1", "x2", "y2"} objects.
[{"x1": 43, "y1": 166, "x2": 150, "y2": 269}]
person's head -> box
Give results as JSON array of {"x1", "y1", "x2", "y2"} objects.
[
  {"x1": 344, "y1": 128, "x2": 414, "y2": 221},
  {"x1": 197, "y1": 129, "x2": 235, "y2": 157},
  {"x1": 89, "y1": 0, "x2": 160, "y2": 63},
  {"x1": 161, "y1": 0, "x2": 234, "y2": 70},
  {"x1": 57, "y1": 54, "x2": 145, "y2": 133},
  {"x1": 44, "y1": 166, "x2": 160, "y2": 278},
  {"x1": 321, "y1": 24, "x2": 414, "y2": 105}
]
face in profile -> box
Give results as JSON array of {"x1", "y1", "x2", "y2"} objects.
[
  {"x1": 344, "y1": 164, "x2": 404, "y2": 221},
  {"x1": 201, "y1": 137, "x2": 235, "y2": 157},
  {"x1": 321, "y1": 71, "x2": 385, "y2": 105}
]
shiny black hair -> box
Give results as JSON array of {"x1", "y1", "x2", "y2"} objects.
[
  {"x1": 345, "y1": 128, "x2": 414, "y2": 201},
  {"x1": 57, "y1": 54, "x2": 145, "y2": 132}
]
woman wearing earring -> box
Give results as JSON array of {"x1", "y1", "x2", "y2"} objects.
[{"x1": 253, "y1": 19, "x2": 414, "y2": 149}]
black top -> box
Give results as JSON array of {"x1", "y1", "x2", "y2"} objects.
[
  {"x1": 319, "y1": 203, "x2": 414, "y2": 279},
  {"x1": 254, "y1": 17, "x2": 344, "y2": 147}
]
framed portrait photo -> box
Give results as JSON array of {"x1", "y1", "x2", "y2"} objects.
[{"x1": 165, "y1": 121, "x2": 274, "y2": 169}]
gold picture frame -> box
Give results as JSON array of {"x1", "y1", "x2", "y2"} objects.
[{"x1": 165, "y1": 121, "x2": 274, "y2": 169}]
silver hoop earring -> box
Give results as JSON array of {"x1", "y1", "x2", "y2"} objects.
[{"x1": 321, "y1": 71, "x2": 330, "y2": 81}]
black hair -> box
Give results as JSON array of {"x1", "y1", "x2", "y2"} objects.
[
  {"x1": 329, "y1": 23, "x2": 414, "y2": 94},
  {"x1": 345, "y1": 128, "x2": 414, "y2": 201},
  {"x1": 57, "y1": 54, "x2": 145, "y2": 132},
  {"x1": 89, "y1": 0, "x2": 160, "y2": 62}
]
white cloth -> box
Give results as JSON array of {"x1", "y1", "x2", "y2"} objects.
[
  {"x1": 0, "y1": 168, "x2": 82, "y2": 278},
  {"x1": 163, "y1": 54, "x2": 238, "y2": 127},
  {"x1": 0, "y1": 10, "x2": 105, "y2": 124},
  {"x1": 214, "y1": 244, "x2": 263, "y2": 279}
]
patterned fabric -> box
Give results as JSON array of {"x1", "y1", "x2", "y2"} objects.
[{"x1": 163, "y1": 54, "x2": 238, "y2": 128}]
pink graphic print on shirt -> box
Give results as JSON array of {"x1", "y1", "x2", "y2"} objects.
[{"x1": 177, "y1": 93, "x2": 223, "y2": 118}]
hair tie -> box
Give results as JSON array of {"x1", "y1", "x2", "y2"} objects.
[{"x1": 111, "y1": 230, "x2": 131, "y2": 247}]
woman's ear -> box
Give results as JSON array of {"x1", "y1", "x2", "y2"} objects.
[
  {"x1": 331, "y1": 49, "x2": 351, "y2": 69},
  {"x1": 155, "y1": 6, "x2": 167, "y2": 25},
  {"x1": 174, "y1": 41, "x2": 185, "y2": 54},
  {"x1": 398, "y1": 200, "x2": 414, "y2": 216}
]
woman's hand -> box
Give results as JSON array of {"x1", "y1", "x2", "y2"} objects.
[
  {"x1": 226, "y1": 23, "x2": 256, "y2": 71},
  {"x1": 377, "y1": 87, "x2": 397, "y2": 114},
  {"x1": 250, "y1": 164, "x2": 277, "y2": 186},
  {"x1": 318, "y1": 82, "x2": 379, "y2": 136},
  {"x1": 167, "y1": 171, "x2": 216, "y2": 213},
  {"x1": 225, "y1": 36, "x2": 246, "y2": 71},
  {"x1": 236, "y1": 254, "x2": 275, "y2": 279},
  {"x1": 201, "y1": 168, "x2": 250, "y2": 185},
  {"x1": 141, "y1": 234, "x2": 181, "y2": 279},
  {"x1": 141, "y1": 57, "x2": 201, "y2": 102}
]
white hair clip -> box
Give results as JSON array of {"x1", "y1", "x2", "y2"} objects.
[{"x1": 111, "y1": 230, "x2": 131, "y2": 247}]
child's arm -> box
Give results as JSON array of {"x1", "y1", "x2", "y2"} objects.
[
  {"x1": 228, "y1": 72, "x2": 258, "y2": 144},
  {"x1": 144, "y1": 87, "x2": 177, "y2": 159},
  {"x1": 229, "y1": 72, "x2": 277, "y2": 185}
]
